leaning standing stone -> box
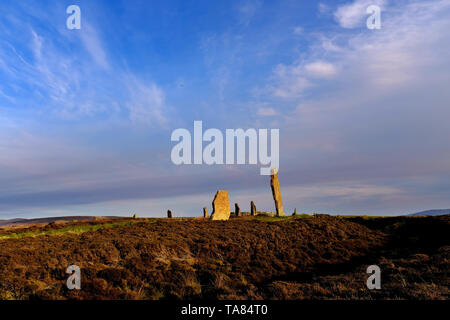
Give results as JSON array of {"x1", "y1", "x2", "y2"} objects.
[
  {"x1": 270, "y1": 168, "x2": 285, "y2": 216},
  {"x1": 210, "y1": 190, "x2": 231, "y2": 221}
]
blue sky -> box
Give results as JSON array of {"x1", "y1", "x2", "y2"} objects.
[{"x1": 0, "y1": 0, "x2": 449, "y2": 218}]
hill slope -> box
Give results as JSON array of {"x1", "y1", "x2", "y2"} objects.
[{"x1": 408, "y1": 209, "x2": 450, "y2": 216}]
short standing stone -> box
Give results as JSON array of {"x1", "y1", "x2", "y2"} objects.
[
  {"x1": 292, "y1": 208, "x2": 297, "y2": 216},
  {"x1": 270, "y1": 168, "x2": 285, "y2": 216},
  {"x1": 235, "y1": 203, "x2": 241, "y2": 217},
  {"x1": 132, "y1": 213, "x2": 137, "y2": 219},
  {"x1": 203, "y1": 207, "x2": 208, "y2": 218},
  {"x1": 210, "y1": 190, "x2": 231, "y2": 221},
  {"x1": 167, "y1": 210, "x2": 172, "y2": 218},
  {"x1": 251, "y1": 201, "x2": 256, "y2": 216}
]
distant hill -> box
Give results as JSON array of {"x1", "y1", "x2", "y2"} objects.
[{"x1": 408, "y1": 209, "x2": 450, "y2": 216}]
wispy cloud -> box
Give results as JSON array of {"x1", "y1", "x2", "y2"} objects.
[
  {"x1": 268, "y1": 60, "x2": 337, "y2": 99},
  {"x1": 125, "y1": 75, "x2": 168, "y2": 126},
  {"x1": 79, "y1": 22, "x2": 110, "y2": 70},
  {"x1": 237, "y1": 0, "x2": 262, "y2": 26},
  {"x1": 257, "y1": 107, "x2": 278, "y2": 116},
  {"x1": 334, "y1": 0, "x2": 386, "y2": 28},
  {"x1": 293, "y1": 26, "x2": 303, "y2": 35},
  {"x1": 318, "y1": 3, "x2": 331, "y2": 15},
  {"x1": 304, "y1": 61, "x2": 337, "y2": 78},
  {"x1": 0, "y1": 5, "x2": 170, "y2": 124}
]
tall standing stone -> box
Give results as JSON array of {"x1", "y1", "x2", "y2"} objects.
[
  {"x1": 235, "y1": 203, "x2": 241, "y2": 217},
  {"x1": 167, "y1": 210, "x2": 172, "y2": 218},
  {"x1": 203, "y1": 207, "x2": 208, "y2": 218},
  {"x1": 270, "y1": 168, "x2": 285, "y2": 216},
  {"x1": 210, "y1": 190, "x2": 231, "y2": 221},
  {"x1": 250, "y1": 201, "x2": 256, "y2": 216}
]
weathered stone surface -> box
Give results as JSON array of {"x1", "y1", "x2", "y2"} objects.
[
  {"x1": 250, "y1": 201, "x2": 256, "y2": 216},
  {"x1": 203, "y1": 207, "x2": 208, "y2": 218},
  {"x1": 210, "y1": 190, "x2": 231, "y2": 221},
  {"x1": 132, "y1": 213, "x2": 137, "y2": 219},
  {"x1": 292, "y1": 208, "x2": 298, "y2": 216},
  {"x1": 235, "y1": 203, "x2": 241, "y2": 217},
  {"x1": 270, "y1": 168, "x2": 285, "y2": 216},
  {"x1": 167, "y1": 210, "x2": 172, "y2": 218}
]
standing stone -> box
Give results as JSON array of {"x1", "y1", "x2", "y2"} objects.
[
  {"x1": 250, "y1": 201, "x2": 256, "y2": 216},
  {"x1": 203, "y1": 207, "x2": 208, "y2": 218},
  {"x1": 292, "y1": 208, "x2": 297, "y2": 216},
  {"x1": 210, "y1": 190, "x2": 231, "y2": 221},
  {"x1": 270, "y1": 168, "x2": 285, "y2": 216},
  {"x1": 132, "y1": 213, "x2": 137, "y2": 219},
  {"x1": 235, "y1": 203, "x2": 241, "y2": 217},
  {"x1": 167, "y1": 210, "x2": 172, "y2": 218}
]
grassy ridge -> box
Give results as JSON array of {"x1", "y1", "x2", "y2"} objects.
[
  {"x1": 253, "y1": 214, "x2": 312, "y2": 222},
  {"x1": 0, "y1": 214, "x2": 428, "y2": 240},
  {"x1": 0, "y1": 220, "x2": 149, "y2": 240}
]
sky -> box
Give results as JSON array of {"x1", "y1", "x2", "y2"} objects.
[{"x1": 0, "y1": 0, "x2": 449, "y2": 219}]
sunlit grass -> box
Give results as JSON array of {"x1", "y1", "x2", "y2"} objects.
[
  {"x1": 254, "y1": 214, "x2": 312, "y2": 222},
  {"x1": 0, "y1": 219, "x2": 155, "y2": 240}
]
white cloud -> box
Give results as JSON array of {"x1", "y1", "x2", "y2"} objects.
[
  {"x1": 318, "y1": 3, "x2": 331, "y2": 15},
  {"x1": 257, "y1": 107, "x2": 278, "y2": 116},
  {"x1": 271, "y1": 71, "x2": 311, "y2": 99},
  {"x1": 237, "y1": 0, "x2": 261, "y2": 26},
  {"x1": 305, "y1": 61, "x2": 337, "y2": 78},
  {"x1": 268, "y1": 60, "x2": 337, "y2": 98},
  {"x1": 293, "y1": 26, "x2": 303, "y2": 35},
  {"x1": 80, "y1": 22, "x2": 110, "y2": 70},
  {"x1": 125, "y1": 76, "x2": 168, "y2": 126},
  {"x1": 0, "y1": 19, "x2": 170, "y2": 124},
  {"x1": 268, "y1": 0, "x2": 450, "y2": 100},
  {"x1": 31, "y1": 30, "x2": 43, "y2": 61},
  {"x1": 318, "y1": 35, "x2": 345, "y2": 53},
  {"x1": 29, "y1": 29, "x2": 73, "y2": 107},
  {"x1": 334, "y1": 0, "x2": 386, "y2": 28}
]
